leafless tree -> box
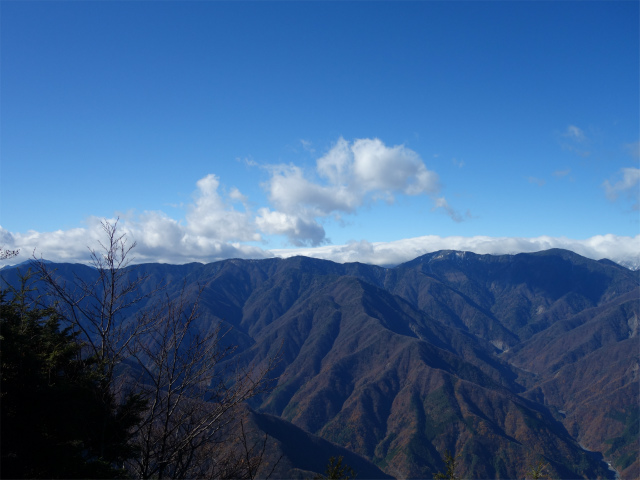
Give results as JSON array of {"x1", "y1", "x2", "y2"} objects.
[
  {"x1": 33, "y1": 219, "x2": 162, "y2": 385},
  {"x1": 213, "y1": 416, "x2": 282, "y2": 480},
  {"x1": 34, "y1": 219, "x2": 279, "y2": 479},
  {"x1": 125, "y1": 283, "x2": 278, "y2": 479}
]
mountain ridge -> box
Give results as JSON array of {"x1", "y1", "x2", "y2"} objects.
[{"x1": 2, "y1": 248, "x2": 637, "y2": 478}]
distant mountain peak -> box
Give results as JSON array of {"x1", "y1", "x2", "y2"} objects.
[{"x1": 2, "y1": 248, "x2": 637, "y2": 478}]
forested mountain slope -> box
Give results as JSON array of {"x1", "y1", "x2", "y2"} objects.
[{"x1": 2, "y1": 249, "x2": 637, "y2": 479}]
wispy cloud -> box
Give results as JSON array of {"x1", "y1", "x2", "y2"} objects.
[
  {"x1": 560, "y1": 124, "x2": 591, "y2": 157},
  {"x1": 624, "y1": 141, "x2": 640, "y2": 159},
  {"x1": 603, "y1": 167, "x2": 640, "y2": 210},
  {"x1": 432, "y1": 197, "x2": 464, "y2": 222},
  {"x1": 552, "y1": 168, "x2": 571, "y2": 178},
  {"x1": 451, "y1": 158, "x2": 465, "y2": 168},
  {"x1": 564, "y1": 125, "x2": 586, "y2": 142},
  {"x1": 300, "y1": 139, "x2": 315, "y2": 154},
  {"x1": 527, "y1": 176, "x2": 546, "y2": 187}
]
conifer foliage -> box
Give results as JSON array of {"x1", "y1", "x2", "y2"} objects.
[
  {"x1": 2, "y1": 221, "x2": 277, "y2": 479},
  {"x1": 0, "y1": 276, "x2": 145, "y2": 478},
  {"x1": 315, "y1": 456, "x2": 357, "y2": 480}
]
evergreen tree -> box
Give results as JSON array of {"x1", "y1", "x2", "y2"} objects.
[
  {"x1": 434, "y1": 450, "x2": 461, "y2": 480},
  {"x1": 0, "y1": 278, "x2": 145, "y2": 478},
  {"x1": 315, "y1": 456, "x2": 357, "y2": 480}
]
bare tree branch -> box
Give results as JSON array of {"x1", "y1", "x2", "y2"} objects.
[
  {"x1": 32, "y1": 219, "x2": 164, "y2": 384},
  {"x1": 125, "y1": 282, "x2": 279, "y2": 479},
  {"x1": 1, "y1": 247, "x2": 19, "y2": 261},
  {"x1": 32, "y1": 219, "x2": 280, "y2": 479}
]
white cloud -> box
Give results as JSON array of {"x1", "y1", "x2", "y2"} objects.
[
  {"x1": 1, "y1": 174, "x2": 268, "y2": 266},
  {"x1": 3, "y1": 223, "x2": 638, "y2": 271},
  {"x1": 186, "y1": 174, "x2": 260, "y2": 242},
  {"x1": 1, "y1": 213, "x2": 270, "y2": 267},
  {"x1": 261, "y1": 137, "x2": 454, "y2": 245},
  {"x1": 624, "y1": 141, "x2": 640, "y2": 159},
  {"x1": 6, "y1": 139, "x2": 447, "y2": 262},
  {"x1": 132, "y1": 211, "x2": 184, "y2": 250},
  {"x1": 265, "y1": 163, "x2": 359, "y2": 215},
  {"x1": 432, "y1": 197, "x2": 464, "y2": 222},
  {"x1": 349, "y1": 138, "x2": 440, "y2": 195},
  {"x1": 527, "y1": 176, "x2": 546, "y2": 187},
  {"x1": 316, "y1": 137, "x2": 352, "y2": 185},
  {"x1": 255, "y1": 208, "x2": 326, "y2": 247},
  {"x1": 564, "y1": 125, "x2": 586, "y2": 142},
  {"x1": 603, "y1": 167, "x2": 640, "y2": 210},
  {"x1": 229, "y1": 187, "x2": 248, "y2": 204},
  {"x1": 452, "y1": 158, "x2": 465, "y2": 168},
  {"x1": 4, "y1": 135, "x2": 636, "y2": 270},
  {"x1": 553, "y1": 169, "x2": 571, "y2": 178},
  {"x1": 300, "y1": 139, "x2": 315, "y2": 153},
  {"x1": 560, "y1": 125, "x2": 590, "y2": 157},
  {"x1": 271, "y1": 234, "x2": 640, "y2": 269}
]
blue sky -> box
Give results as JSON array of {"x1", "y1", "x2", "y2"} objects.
[{"x1": 2, "y1": 1, "x2": 639, "y2": 266}]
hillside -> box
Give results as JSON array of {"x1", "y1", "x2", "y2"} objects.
[{"x1": 2, "y1": 249, "x2": 637, "y2": 479}]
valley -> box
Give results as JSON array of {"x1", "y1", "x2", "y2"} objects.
[{"x1": 2, "y1": 249, "x2": 638, "y2": 479}]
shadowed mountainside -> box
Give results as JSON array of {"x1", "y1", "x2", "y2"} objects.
[{"x1": 3, "y1": 249, "x2": 637, "y2": 479}]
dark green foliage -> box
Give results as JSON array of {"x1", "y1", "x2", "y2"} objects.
[
  {"x1": 605, "y1": 406, "x2": 639, "y2": 468},
  {"x1": 0, "y1": 281, "x2": 145, "y2": 478},
  {"x1": 315, "y1": 456, "x2": 357, "y2": 480},
  {"x1": 434, "y1": 450, "x2": 460, "y2": 480},
  {"x1": 614, "y1": 451, "x2": 637, "y2": 471},
  {"x1": 2, "y1": 248, "x2": 634, "y2": 479},
  {"x1": 527, "y1": 459, "x2": 550, "y2": 480}
]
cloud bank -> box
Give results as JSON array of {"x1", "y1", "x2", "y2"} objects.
[
  {"x1": 3, "y1": 137, "x2": 460, "y2": 264},
  {"x1": 270, "y1": 234, "x2": 640, "y2": 269},
  {"x1": 2, "y1": 137, "x2": 638, "y2": 270},
  {"x1": 2, "y1": 221, "x2": 638, "y2": 271}
]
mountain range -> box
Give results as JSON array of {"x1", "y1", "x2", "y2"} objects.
[{"x1": 2, "y1": 249, "x2": 638, "y2": 479}]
